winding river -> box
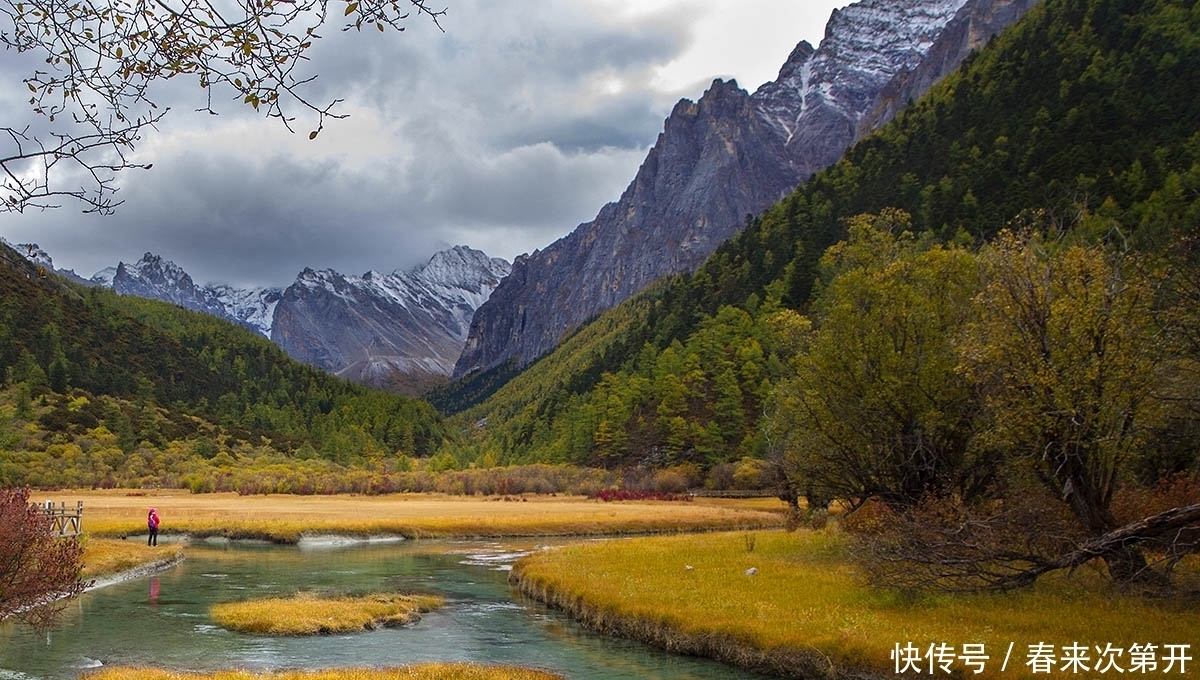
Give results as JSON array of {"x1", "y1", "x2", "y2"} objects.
[{"x1": 0, "y1": 538, "x2": 771, "y2": 679}]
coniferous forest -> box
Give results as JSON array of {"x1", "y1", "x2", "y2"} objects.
[{"x1": 0, "y1": 247, "x2": 447, "y2": 491}]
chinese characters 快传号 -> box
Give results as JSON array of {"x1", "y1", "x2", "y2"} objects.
[{"x1": 891, "y1": 641, "x2": 1192, "y2": 675}]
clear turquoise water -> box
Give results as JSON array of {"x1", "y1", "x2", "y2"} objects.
[{"x1": 0, "y1": 539, "x2": 770, "y2": 679}]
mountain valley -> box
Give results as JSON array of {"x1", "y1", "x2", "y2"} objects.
[{"x1": 12, "y1": 0, "x2": 1037, "y2": 399}]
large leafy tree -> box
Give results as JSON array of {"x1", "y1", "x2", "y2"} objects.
[
  {"x1": 959, "y1": 229, "x2": 1172, "y2": 580},
  {"x1": 774, "y1": 218, "x2": 1200, "y2": 590},
  {"x1": 1, "y1": 0, "x2": 443, "y2": 212},
  {"x1": 766, "y1": 210, "x2": 986, "y2": 510}
]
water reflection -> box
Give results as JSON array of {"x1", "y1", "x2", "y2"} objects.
[{"x1": 0, "y1": 540, "x2": 770, "y2": 680}]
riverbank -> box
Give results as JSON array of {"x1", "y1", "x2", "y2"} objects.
[
  {"x1": 84, "y1": 665, "x2": 565, "y2": 679},
  {"x1": 510, "y1": 529, "x2": 1200, "y2": 680},
  {"x1": 82, "y1": 539, "x2": 185, "y2": 590}
]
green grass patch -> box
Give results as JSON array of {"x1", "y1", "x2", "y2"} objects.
[
  {"x1": 511, "y1": 529, "x2": 1200, "y2": 679},
  {"x1": 210, "y1": 592, "x2": 445, "y2": 635}
]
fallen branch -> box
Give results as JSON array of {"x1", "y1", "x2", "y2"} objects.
[{"x1": 851, "y1": 496, "x2": 1200, "y2": 592}]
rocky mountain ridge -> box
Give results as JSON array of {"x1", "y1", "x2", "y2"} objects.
[
  {"x1": 455, "y1": 0, "x2": 1038, "y2": 379},
  {"x1": 18, "y1": 243, "x2": 509, "y2": 394},
  {"x1": 272, "y1": 247, "x2": 510, "y2": 393}
]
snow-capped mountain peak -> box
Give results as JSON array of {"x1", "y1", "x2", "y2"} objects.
[
  {"x1": 88, "y1": 252, "x2": 279, "y2": 334},
  {"x1": 58, "y1": 243, "x2": 509, "y2": 393},
  {"x1": 1, "y1": 239, "x2": 55, "y2": 270},
  {"x1": 120, "y1": 252, "x2": 193, "y2": 289},
  {"x1": 414, "y1": 244, "x2": 511, "y2": 290},
  {"x1": 271, "y1": 246, "x2": 511, "y2": 392}
]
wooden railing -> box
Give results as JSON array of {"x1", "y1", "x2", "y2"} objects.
[{"x1": 41, "y1": 500, "x2": 84, "y2": 537}]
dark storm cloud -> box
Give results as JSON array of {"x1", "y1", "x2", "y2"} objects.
[
  {"x1": 0, "y1": 1, "x2": 845, "y2": 289},
  {"x1": 71, "y1": 149, "x2": 450, "y2": 287}
]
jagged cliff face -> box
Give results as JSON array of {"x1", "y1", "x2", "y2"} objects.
[
  {"x1": 271, "y1": 246, "x2": 511, "y2": 393},
  {"x1": 455, "y1": 79, "x2": 796, "y2": 376},
  {"x1": 766, "y1": 0, "x2": 969, "y2": 178},
  {"x1": 858, "y1": 0, "x2": 1042, "y2": 135},
  {"x1": 456, "y1": 0, "x2": 1035, "y2": 379}
]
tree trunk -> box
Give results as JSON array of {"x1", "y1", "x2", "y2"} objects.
[
  {"x1": 1065, "y1": 503, "x2": 1200, "y2": 583},
  {"x1": 1100, "y1": 543, "x2": 1151, "y2": 583}
]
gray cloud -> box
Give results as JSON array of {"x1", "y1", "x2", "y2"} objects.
[{"x1": 0, "y1": 1, "x2": 845, "y2": 289}]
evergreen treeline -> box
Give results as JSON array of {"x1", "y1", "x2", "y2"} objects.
[
  {"x1": 0, "y1": 248, "x2": 446, "y2": 488},
  {"x1": 445, "y1": 0, "x2": 1200, "y2": 476}
]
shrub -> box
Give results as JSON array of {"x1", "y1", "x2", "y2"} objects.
[{"x1": 588, "y1": 489, "x2": 691, "y2": 502}]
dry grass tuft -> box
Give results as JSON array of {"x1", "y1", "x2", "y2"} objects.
[{"x1": 210, "y1": 592, "x2": 445, "y2": 635}]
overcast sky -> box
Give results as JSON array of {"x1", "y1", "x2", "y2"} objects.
[{"x1": 0, "y1": 0, "x2": 847, "y2": 289}]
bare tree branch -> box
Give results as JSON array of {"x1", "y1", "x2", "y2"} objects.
[{"x1": 1, "y1": 0, "x2": 444, "y2": 212}]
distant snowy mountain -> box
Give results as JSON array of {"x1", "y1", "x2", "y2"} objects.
[
  {"x1": 22, "y1": 245, "x2": 509, "y2": 394},
  {"x1": 88, "y1": 252, "x2": 283, "y2": 336},
  {"x1": 271, "y1": 246, "x2": 511, "y2": 393},
  {"x1": 2, "y1": 239, "x2": 93, "y2": 286},
  {"x1": 98, "y1": 252, "x2": 244, "y2": 323},
  {"x1": 210, "y1": 283, "x2": 283, "y2": 338}
]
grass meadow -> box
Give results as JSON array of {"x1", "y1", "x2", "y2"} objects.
[
  {"x1": 53, "y1": 490, "x2": 784, "y2": 542},
  {"x1": 511, "y1": 529, "x2": 1200, "y2": 679},
  {"x1": 80, "y1": 537, "x2": 182, "y2": 581},
  {"x1": 209, "y1": 592, "x2": 445, "y2": 635}
]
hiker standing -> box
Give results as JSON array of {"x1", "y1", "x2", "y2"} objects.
[{"x1": 147, "y1": 507, "x2": 160, "y2": 546}]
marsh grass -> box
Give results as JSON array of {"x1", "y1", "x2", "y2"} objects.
[
  {"x1": 511, "y1": 529, "x2": 1200, "y2": 679},
  {"x1": 84, "y1": 664, "x2": 564, "y2": 679},
  {"x1": 81, "y1": 538, "x2": 182, "y2": 580},
  {"x1": 54, "y1": 491, "x2": 783, "y2": 542},
  {"x1": 209, "y1": 592, "x2": 445, "y2": 635}
]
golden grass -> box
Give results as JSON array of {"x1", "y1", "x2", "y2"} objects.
[
  {"x1": 47, "y1": 490, "x2": 783, "y2": 542},
  {"x1": 210, "y1": 592, "x2": 445, "y2": 635},
  {"x1": 84, "y1": 664, "x2": 563, "y2": 680},
  {"x1": 81, "y1": 538, "x2": 182, "y2": 581},
  {"x1": 511, "y1": 529, "x2": 1200, "y2": 680}
]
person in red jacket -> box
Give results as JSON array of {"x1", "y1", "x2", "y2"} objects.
[{"x1": 147, "y1": 507, "x2": 160, "y2": 546}]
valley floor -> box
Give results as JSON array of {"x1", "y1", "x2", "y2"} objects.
[
  {"x1": 53, "y1": 489, "x2": 785, "y2": 543},
  {"x1": 65, "y1": 491, "x2": 1199, "y2": 680}
]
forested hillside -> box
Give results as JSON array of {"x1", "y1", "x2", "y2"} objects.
[
  {"x1": 0, "y1": 245, "x2": 447, "y2": 490},
  {"x1": 446, "y1": 0, "x2": 1200, "y2": 484}
]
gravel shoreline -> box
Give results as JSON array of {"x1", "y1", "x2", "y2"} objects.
[{"x1": 85, "y1": 553, "x2": 186, "y2": 592}]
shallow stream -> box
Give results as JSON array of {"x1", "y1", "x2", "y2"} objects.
[{"x1": 0, "y1": 538, "x2": 770, "y2": 679}]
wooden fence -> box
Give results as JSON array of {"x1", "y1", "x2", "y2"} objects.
[{"x1": 41, "y1": 500, "x2": 83, "y2": 537}]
